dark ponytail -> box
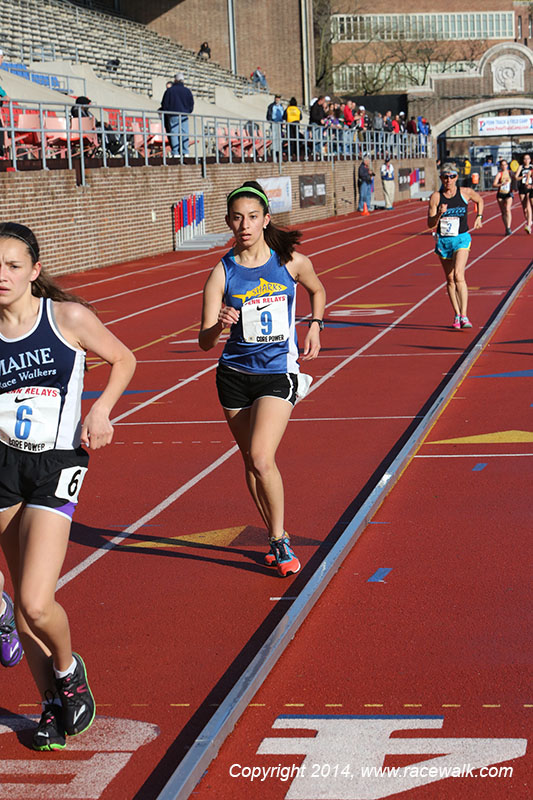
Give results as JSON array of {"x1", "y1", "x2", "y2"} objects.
[
  {"x1": 227, "y1": 180, "x2": 302, "y2": 265},
  {"x1": 0, "y1": 222, "x2": 93, "y2": 309}
]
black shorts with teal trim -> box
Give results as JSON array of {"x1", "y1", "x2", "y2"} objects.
[
  {"x1": 0, "y1": 443, "x2": 89, "y2": 520},
  {"x1": 216, "y1": 362, "x2": 298, "y2": 410}
]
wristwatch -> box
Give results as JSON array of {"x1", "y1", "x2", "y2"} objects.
[{"x1": 308, "y1": 318, "x2": 324, "y2": 330}]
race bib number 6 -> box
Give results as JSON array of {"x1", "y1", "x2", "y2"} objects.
[
  {"x1": 56, "y1": 466, "x2": 88, "y2": 502},
  {"x1": 0, "y1": 386, "x2": 61, "y2": 452},
  {"x1": 241, "y1": 295, "x2": 289, "y2": 343}
]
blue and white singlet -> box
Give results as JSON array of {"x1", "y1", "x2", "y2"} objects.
[
  {"x1": 0, "y1": 298, "x2": 85, "y2": 452},
  {"x1": 219, "y1": 248, "x2": 299, "y2": 374}
]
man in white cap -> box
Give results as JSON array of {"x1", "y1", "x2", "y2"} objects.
[{"x1": 160, "y1": 72, "x2": 194, "y2": 157}]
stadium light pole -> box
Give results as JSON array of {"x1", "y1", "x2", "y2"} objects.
[{"x1": 227, "y1": 0, "x2": 237, "y2": 74}]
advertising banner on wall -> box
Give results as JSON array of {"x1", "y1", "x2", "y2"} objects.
[
  {"x1": 258, "y1": 177, "x2": 292, "y2": 213},
  {"x1": 478, "y1": 116, "x2": 533, "y2": 136}
]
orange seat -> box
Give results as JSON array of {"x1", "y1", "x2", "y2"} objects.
[
  {"x1": 44, "y1": 116, "x2": 98, "y2": 158},
  {"x1": 11, "y1": 113, "x2": 42, "y2": 158},
  {"x1": 230, "y1": 126, "x2": 253, "y2": 159}
]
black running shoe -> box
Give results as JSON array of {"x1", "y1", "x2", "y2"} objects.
[
  {"x1": 55, "y1": 652, "x2": 95, "y2": 736},
  {"x1": 32, "y1": 692, "x2": 66, "y2": 751}
]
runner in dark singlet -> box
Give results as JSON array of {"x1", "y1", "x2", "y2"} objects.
[{"x1": 428, "y1": 162, "x2": 484, "y2": 330}]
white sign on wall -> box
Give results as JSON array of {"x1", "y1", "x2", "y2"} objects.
[
  {"x1": 259, "y1": 177, "x2": 292, "y2": 214},
  {"x1": 478, "y1": 116, "x2": 533, "y2": 136}
]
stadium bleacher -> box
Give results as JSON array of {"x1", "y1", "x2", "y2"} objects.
[{"x1": 0, "y1": 0, "x2": 262, "y2": 101}]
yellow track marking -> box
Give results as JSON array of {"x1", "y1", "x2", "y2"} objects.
[
  {"x1": 430, "y1": 430, "x2": 533, "y2": 444},
  {"x1": 121, "y1": 526, "x2": 246, "y2": 550}
]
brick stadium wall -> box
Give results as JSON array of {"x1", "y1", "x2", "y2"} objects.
[
  {"x1": 122, "y1": 0, "x2": 306, "y2": 101},
  {"x1": 0, "y1": 157, "x2": 436, "y2": 277}
]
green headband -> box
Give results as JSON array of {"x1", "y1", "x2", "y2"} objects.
[{"x1": 227, "y1": 186, "x2": 270, "y2": 208}]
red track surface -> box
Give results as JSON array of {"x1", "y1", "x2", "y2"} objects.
[{"x1": 0, "y1": 197, "x2": 530, "y2": 799}]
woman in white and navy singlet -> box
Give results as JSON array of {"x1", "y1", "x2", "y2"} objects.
[
  {"x1": 514, "y1": 153, "x2": 533, "y2": 234},
  {"x1": 492, "y1": 159, "x2": 514, "y2": 236},
  {"x1": 200, "y1": 181, "x2": 326, "y2": 578},
  {"x1": 0, "y1": 222, "x2": 135, "y2": 751},
  {"x1": 428, "y1": 163, "x2": 484, "y2": 330}
]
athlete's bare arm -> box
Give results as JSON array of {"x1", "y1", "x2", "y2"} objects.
[
  {"x1": 287, "y1": 252, "x2": 326, "y2": 360},
  {"x1": 463, "y1": 187, "x2": 484, "y2": 229},
  {"x1": 55, "y1": 301, "x2": 136, "y2": 449},
  {"x1": 199, "y1": 261, "x2": 239, "y2": 351},
  {"x1": 428, "y1": 191, "x2": 445, "y2": 229}
]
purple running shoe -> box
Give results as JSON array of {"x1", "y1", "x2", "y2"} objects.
[{"x1": 0, "y1": 592, "x2": 23, "y2": 668}]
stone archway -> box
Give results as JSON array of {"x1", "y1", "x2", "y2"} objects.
[
  {"x1": 433, "y1": 96, "x2": 533, "y2": 138},
  {"x1": 408, "y1": 43, "x2": 533, "y2": 136}
]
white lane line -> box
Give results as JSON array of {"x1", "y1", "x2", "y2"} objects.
[
  {"x1": 107, "y1": 207, "x2": 503, "y2": 423},
  {"x1": 62, "y1": 210, "x2": 508, "y2": 588},
  {"x1": 69, "y1": 203, "x2": 428, "y2": 293},
  {"x1": 106, "y1": 289, "x2": 203, "y2": 326},
  {"x1": 102, "y1": 241, "x2": 440, "y2": 414},
  {"x1": 88, "y1": 212, "x2": 427, "y2": 307},
  {"x1": 114, "y1": 415, "x2": 423, "y2": 426},
  {"x1": 57, "y1": 446, "x2": 239, "y2": 589},
  {"x1": 92, "y1": 268, "x2": 211, "y2": 303},
  {"x1": 416, "y1": 453, "x2": 533, "y2": 458},
  {"x1": 101, "y1": 206, "x2": 502, "y2": 328},
  {"x1": 111, "y1": 363, "x2": 217, "y2": 424}
]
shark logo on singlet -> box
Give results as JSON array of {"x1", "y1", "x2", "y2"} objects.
[{"x1": 233, "y1": 278, "x2": 287, "y2": 303}]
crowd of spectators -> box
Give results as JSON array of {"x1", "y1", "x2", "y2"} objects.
[{"x1": 267, "y1": 93, "x2": 430, "y2": 160}]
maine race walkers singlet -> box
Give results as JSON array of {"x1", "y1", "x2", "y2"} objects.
[
  {"x1": 0, "y1": 298, "x2": 85, "y2": 452},
  {"x1": 438, "y1": 188, "x2": 469, "y2": 237},
  {"x1": 220, "y1": 248, "x2": 299, "y2": 374}
]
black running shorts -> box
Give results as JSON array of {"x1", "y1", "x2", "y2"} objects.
[
  {"x1": 0, "y1": 443, "x2": 89, "y2": 520},
  {"x1": 216, "y1": 362, "x2": 298, "y2": 410}
]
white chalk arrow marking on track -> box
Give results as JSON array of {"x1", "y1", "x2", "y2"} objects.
[{"x1": 0, "y1": 717, "x2": 159, "y2": 799}]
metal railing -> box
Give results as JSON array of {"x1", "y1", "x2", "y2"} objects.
[{"x1": 1, "y1": 98, "x2": 432, "y2": 185}]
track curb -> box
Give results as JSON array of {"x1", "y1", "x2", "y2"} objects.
[{"x1": 157, "y1": 259, "x2": 533, "y2": 800}]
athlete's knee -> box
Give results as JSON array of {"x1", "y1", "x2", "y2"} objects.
[
  {"x1": 18, "y1": 594, "x2": 54, "y2": 628},
  {"x1": 249, "y1": 450, "x2": 275, "y2": 479}
]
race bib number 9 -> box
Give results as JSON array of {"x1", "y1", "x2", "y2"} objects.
[
  {"x1": 0, "y1": 386, "x2": 61, "y2": 452},
  {"x1": 241, "y1": 295, "x2": 289, "y2": 343},
  {"x1": 439, "y1": 216, "x2": 460, "y2": 237}
]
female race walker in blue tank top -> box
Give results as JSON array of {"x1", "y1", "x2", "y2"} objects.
[
  {"x1": 199, "y1": 181, "x2": 326, "y2": 578},
  {"x1": 0, "y1": 222, "x2": 135, "y2": 751},
  {"x1": 427, "y1": 162, "x2": 484, "y2": 330}
]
